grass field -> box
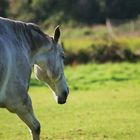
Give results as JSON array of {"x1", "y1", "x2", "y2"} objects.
[{"x1": 0, "y1": 63, "x2": 140, "y2": 140}]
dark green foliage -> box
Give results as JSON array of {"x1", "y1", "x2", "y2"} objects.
[
  {"x1": 91, "y1": 44, "x2": 140, "y2": 63},
  {"x1": 0, "y1": 0, "x2": 9, "y2": 17},
  {"x1": 7, "y1": 0, "x2": 140, "y2": 24},
  {"x1": 105, "y1": 0, "x2": 140, "y2": 20},
  {"x1": 64, "y1": 42, "x2": 140, "y2": 64}
]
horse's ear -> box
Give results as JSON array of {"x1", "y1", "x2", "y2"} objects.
[{"x1": 54, "y1": 25, "x2": 60, "y2": 43}]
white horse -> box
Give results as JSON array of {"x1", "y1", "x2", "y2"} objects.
[{"x1": 0, "y1": 17, "x2": 69, "y2": 140}]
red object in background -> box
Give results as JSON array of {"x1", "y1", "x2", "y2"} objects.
[{"x1": 72, "y1": 60, "x2": 77, "y2": 69}]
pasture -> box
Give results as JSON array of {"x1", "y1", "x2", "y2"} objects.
[{"x1": 0, "y1": 63, "x2": 140, "y2": 140}]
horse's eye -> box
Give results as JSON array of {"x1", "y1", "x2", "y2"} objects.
[
  {"x1": 61, "y1": 54, "x2": 65, "y2": 60},
  {"x1": 62, "y1": 55, "x2": 65, "y2": 59}
]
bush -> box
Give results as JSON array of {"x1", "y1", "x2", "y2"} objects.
[
  {"x1": 64, "y1": 40, "x2": 140, "y2": 65},
  {"x1": 91, "y1": 44, "x2": 139, "y2": 63}
]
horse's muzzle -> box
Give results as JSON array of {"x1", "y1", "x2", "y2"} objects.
[
  {"x1": 58, "y1": 96, "x2": 66, "y2": 104},
  {"x1": 58, "y1": 88, "x2": 69, "y2": 104}
]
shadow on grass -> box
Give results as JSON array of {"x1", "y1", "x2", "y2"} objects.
[
  {"x1": 90, "y1": 77, "x2": 130, "y2": 84},
  {"x1": 69, "y1": 77, "x2": 131, "y2": 91}
]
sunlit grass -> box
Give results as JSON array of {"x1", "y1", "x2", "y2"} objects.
[
  {"x1": 63, "y1": 38, "x2": 93, "y2": 51},
  {"x1": 65, "y1": 63, "x2": 140, "y2": 90},
  {"x1": 62, "y1": 37, "x2": 140, "y2": 55},
  {"x1": 0, "y1": 85, "x2": 140, "y2": 140}
]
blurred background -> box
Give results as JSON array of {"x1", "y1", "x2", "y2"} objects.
[
  {"x1": 2, "y1": 0, "x2": 140, "y2": 64},
  {"x1": 0, "y1": 0, "x2": 140, "y2": 140}
]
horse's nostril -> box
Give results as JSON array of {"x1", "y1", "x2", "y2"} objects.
[
  {"x1": 67, "y1": 87, "x2": 69, "y2": 94},
  {"x1": 57, "y1": 96, "x2": 66, "y2": 104},
  {"x1": 63, "y1": 87, "x2": 69, "y2": 97},
  {"x1": 63, "y1": 90, "x2": 68, "y2": 98}
]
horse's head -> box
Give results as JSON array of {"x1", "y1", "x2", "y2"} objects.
[{"x1": 31, "y1": 25, "x2": 69, "y2": 104}]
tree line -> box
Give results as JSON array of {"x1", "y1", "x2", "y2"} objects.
[{"x1": 1, "y1": 0, "x2": 140, "y2": 25}]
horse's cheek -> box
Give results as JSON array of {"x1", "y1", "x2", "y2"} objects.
[{"x1": 34, "y1": 65, "x2": 45, "y2": 81}]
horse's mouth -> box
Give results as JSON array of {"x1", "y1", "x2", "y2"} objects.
[
  {"x1": 58, "y1": 100, "x2": 66, "y2": 104},
  {"x1": 57, "y1": 96, "x2": 67, "y2": 104},
  {"x1": 54, "y1": 87, "x2": 69, "y2": 104}
]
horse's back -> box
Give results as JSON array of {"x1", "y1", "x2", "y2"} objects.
[
  {"x1": 0, "y1": 28, "x2": 31, "y2": 100},
  {"x1": 0, "y1": 40, "x2": 9, "y2": 85}
]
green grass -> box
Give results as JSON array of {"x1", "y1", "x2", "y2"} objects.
[
  {"x1": 0, "y1": 63, "x2": 140, "y2": 140},
  {"x1": 64, "y1": 63, "x2": 140, "y2": 90},
  {"x1": 62, "y1": 37, "x2": 140, "y2": 54}
]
